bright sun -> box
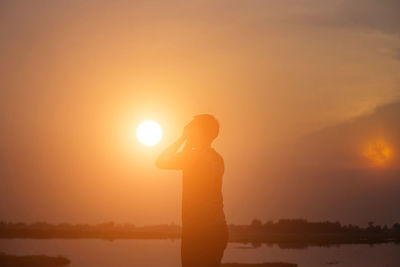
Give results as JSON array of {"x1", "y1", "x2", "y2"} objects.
[{"x1": 136, "y1": 120, "x2": 162, "y2": 146}]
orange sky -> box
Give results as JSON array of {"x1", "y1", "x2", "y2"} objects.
[{"x1": 1, "y1": 0, "x2": 400, "y2": 226}]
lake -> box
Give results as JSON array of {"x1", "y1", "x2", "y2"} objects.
[{"x1": 1, "y1": 239, "x2": 399, "y2": 266}]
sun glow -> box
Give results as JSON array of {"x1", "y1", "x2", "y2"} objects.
[{"x1": 136, "y1": 120, "x2": 162, "y2": 146}]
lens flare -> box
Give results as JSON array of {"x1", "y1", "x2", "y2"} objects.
[{"x1": 364, "y1": 141, "x2": 391, "y2": 166}]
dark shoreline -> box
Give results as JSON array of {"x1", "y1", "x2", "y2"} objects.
[
  {"x1": 1, "y1": 232, "x2": 399, "y2": 249},
  {"x1": 2, "y1": 219, "x2": 399, "y2": 248}
]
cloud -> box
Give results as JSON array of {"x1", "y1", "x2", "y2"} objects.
[
  {"x1": 288, "y1": 101, "x2": 400, "y2": 169},
  {"x1": 396, "y1": 48, "x2": 400, "y2": 61},
  {"x1": 273, "y1": 0, "x2": 400, "y2": 35},
  {"x1": 247, "y1": 101, "x2": 400, "y2": 225},
  {"x1": 339, "y1": 0, "x2": 400, "y2": 35}
]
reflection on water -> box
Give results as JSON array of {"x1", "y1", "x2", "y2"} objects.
[{"x1": 1, "y1": 239, "x2": 399, "y2": 267}]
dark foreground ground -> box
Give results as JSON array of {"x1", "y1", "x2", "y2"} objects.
[
  {"x1": 0, "y1": 253, "x2": 70, "y2": 267},
  {"x1": 0, "y1": 252, "x2": 297, "y2": 267},
  {"x1": 222, "y1": 264, "x2": 297, "y2": 267}
]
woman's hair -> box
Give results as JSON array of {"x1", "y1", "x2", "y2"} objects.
[{"x1": 194, "y1": 114, "x2": 219, "y2": 143}]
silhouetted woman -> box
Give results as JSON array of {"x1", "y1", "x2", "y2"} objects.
[{"x1": 156, "y1": 114, "x2": 228, "y2": 267}]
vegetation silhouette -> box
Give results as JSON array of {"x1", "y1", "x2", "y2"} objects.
[
  {"x1": 230, "y1": 218, "x2": 400, "y2": 248},
  {"x1": 1, "y1": 219, "x2": 399, "y2": 248},
  {"x1": 156, "y1": 114, "x2": 228, "y2": 267},
  {"x1": 0, "y1": 221, "x2": 180, "y2": 239}
]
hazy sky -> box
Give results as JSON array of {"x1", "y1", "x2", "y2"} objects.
[{"x1": 1, "y1": 0, "x2": 399, "y2": 226}]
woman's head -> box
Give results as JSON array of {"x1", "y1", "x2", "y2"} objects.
[{"x1": 185, "y1": 114, "x2": 219, "y2": 148}]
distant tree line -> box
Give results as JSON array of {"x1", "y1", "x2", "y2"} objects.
[
  {"x1": 226, "y1": 219, "x2": 400, "y2": 248},
  {"x1": 1, "y1": 219, "x2": 399, "y2": 245},
  {"x1": 0, "y1": 221, "x2": 181, "y2": 239},
  {"x1": 237, "y1": 218, "x2": 400, "y2": 235},
  {"x1": 1, "y1": 219, "x2": 400, "y2": 235}
]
